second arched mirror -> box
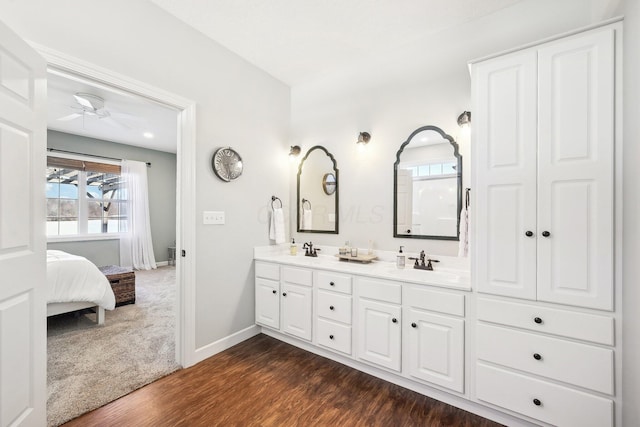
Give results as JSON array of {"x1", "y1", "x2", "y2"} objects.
[
  {"x1": 394, "y1": 125, "x2": 462, "y2": 240},
  {"x1": 297, "y1": 146, "x2": 339, "y2": 234}
]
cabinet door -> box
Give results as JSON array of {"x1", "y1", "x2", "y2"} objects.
[
  {"x1": 472, "y1": 49, "x2": 538, "y2": 300},
  {"x1": 255, "y1": 278, "x2": 279, "y2": 329},
  {"x1": 281, "y1": 282, "x2": 312, "y2": 341},
  {"x1": 406, "y1": 309, "x2": 464, "y2": 393},
  {"x1": 537, "y1": 29, "x2": 614, "y2": 311},
  {"x1": 357, "y1": 299, "x2": 401, "y2": 372}
]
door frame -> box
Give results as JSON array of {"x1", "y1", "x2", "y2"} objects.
[{"x1": 34, "y1": 43, "x2": 198, "y2": 367}]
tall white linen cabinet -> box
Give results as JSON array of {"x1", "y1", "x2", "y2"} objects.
[{"x1": 470, "y1": 19, "x2": 622, "y2": 427}]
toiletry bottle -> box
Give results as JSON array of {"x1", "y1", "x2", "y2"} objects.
[
  {"x1": 397, "y1": 246, "x2": 406, "y2": 269},
  {"x1": 290, "y1": 238, "x2": 297, "y2": 256},
  {"x1": 344, "y1": 241, "x2": 350, "y2": 256}
]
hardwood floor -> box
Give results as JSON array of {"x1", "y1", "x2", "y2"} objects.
[{"x1": 62, "y1": 334, "x2": 503, "y2": 427}]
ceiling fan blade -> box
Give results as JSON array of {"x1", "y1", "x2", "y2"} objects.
[
  {"x1": 73, "y1": 94, "x2": 95, "y2": 110},
  {"x1": 57, "y1": 113, "x2": 83, "y2": 121}
]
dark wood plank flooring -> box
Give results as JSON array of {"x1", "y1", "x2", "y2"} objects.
[{"x1": 62, "y1": 334, "x2": 503, "y2": 427}]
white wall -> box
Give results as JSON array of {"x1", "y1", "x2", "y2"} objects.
[
  {"x1": 0, "y1": 0, "x2": 291, "y2": 349},
  {"x1": 290, "y1": 0, "x2": 624, "y2": 257}
]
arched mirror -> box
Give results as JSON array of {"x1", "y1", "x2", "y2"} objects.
[
  {"x1": 297, "y1": 146, "x2": 339, "y2": 234},
  {"x1": 394, "y1": 125, "x2": 462, "y2": 240}
]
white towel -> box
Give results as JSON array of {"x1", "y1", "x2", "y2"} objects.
[
  {"x1": 301, "y1": 208, "x2": 313, "y2": 230},
  {"x1": 269, "y1": 208, "x2": 286, "y2": 244},
  {"x1": 458, "y1": 205, "x2": 469, "y2": 257}
]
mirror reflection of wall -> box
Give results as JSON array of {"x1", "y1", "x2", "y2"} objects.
[
  {"x1": 394, "y1": 126, "x2": 462, "y2": 240},
  {"x1": 297, "y1": 146, "x2": 339, "y2": 234}
]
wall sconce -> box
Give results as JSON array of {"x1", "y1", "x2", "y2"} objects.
[
  {"x1": 289, "y1": 145, "x2": 301, "y2": 157},
  {"x1": 457, "y1": 111, "x2": 471, "y2": 128},
  {"x1": 357, "y1": 132, "x2": 371, "y2": 145}
]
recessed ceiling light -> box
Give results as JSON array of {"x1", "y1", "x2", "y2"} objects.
[{"x1": 143, "y1": 132, "x2": 154, "y2": 139}]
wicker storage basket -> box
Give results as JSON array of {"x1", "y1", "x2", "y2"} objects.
[{"x1": 98, "y1": 265, "x2": 136, "y2": 306}]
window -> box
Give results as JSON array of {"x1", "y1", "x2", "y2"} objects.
[{"x1": 46, "y1": 156, "x2": 127, "y2": 237}]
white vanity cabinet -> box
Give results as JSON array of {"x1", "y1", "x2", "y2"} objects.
[
  {"x1": 356, "y1": 277, "x2": 402, "y2": 372},
  {"x1": 404, "y1": 286, "x2": 465, "y2": 393},
  {"x1": 255, "y1": 261, "x2": 313, "y2": 341},
  {"x1": 315, "y1": 271, "x2": 353, "y2": 355},
  {"x1": 472, "y1": 24, "x2": 616, "y2": 311}
]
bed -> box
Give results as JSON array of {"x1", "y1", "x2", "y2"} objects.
[{"x1": 46, "y1": 250, "x2": 116, "y2": 325}]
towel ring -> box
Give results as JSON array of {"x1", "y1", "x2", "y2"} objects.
[
  {"x1": 302, "y1": 198, "x2": 312, "y2": 210},
  {"x1": 271, "y1": 196, "x2": 283, "y2": 209}
]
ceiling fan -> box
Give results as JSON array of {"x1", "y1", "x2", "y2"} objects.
[{"x1": 57, "y1": 93, "x2": 131, "y2": 129}]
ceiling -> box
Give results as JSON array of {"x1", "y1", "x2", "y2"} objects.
[
  {"x1": 48, "y1": 0, "x2": 522, "y2": 150},
  {"x1": 150, "y1": 0, "x2": 523, "y2": 86},
  {"x1": 47, "y1": 71, "x2": 178, "y2": 153}
]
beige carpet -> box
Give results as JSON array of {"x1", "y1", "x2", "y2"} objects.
[{"x1": 46, "y1": 266, "x2": 181, "y2": 427}]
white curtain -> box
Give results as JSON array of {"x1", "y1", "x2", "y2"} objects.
[{"x1": 120, "y1": 160, "x2": 157, "y2": 270}]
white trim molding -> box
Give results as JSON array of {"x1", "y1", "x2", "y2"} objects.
[
  {"x1": 193, "y1": 325, "x2": 261, "y2": 365},
  {"x1": 33, "y1": 43, "x2": 198, "y2": 368}
]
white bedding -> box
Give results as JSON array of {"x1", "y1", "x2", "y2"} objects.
[{"x1": 46, "y1": 250, "x2": 116, "y2": 311}]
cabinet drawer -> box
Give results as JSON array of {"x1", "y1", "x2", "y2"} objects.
[
  {"x1": 405, "y1": 286, "x2": 464, "y2": 317},
  {"x1": 282, "y1": 266, "x2": 312, "y2": 286},
  {"x1": 317, "y1": 271, "x2": 352, "y2": 294},
  {"x1": 476, "y1": 363, "x2": 613, "y2": 427},
  {"x1": 317, "y1": 318, "x2": 352, "y2": 355},
  {"x1": 477, "y1": 323, "x2": 613, "y2": 395},
  {"x1": 255, "y1": 261, "x2": 280, "y2": 281},
  {"x1": 317, "y1": 290, "x2": 352, "y2": 324},
  {"x1": 477, "y1": 297, "x2": 614, "y2": 345},
  {"x1": 358, "y1": 277, "x2": 401, "y2": 304}
]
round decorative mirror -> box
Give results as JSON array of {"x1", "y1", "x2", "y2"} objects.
[{"x1": 322, "y1": 173, "x2": 336, "y2": 195}]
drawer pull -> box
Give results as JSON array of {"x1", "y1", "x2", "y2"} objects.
[
  {"x1": 272, "y1": 290, "x2": 277, "y2": 294},
  {"x1": 329, "y1": 334, "x2": 334, "y2": 340},
  {"x1": 329, "y1": 305, "x2": 335, "y2": 311},
  {"x1": 542, "y1": 231, "x2": 551, "y2": 237},
  {"x1": 329, "y1": 281, "x2": 335, "y2": 286},
  {"x1": 525, "y1": 230, "x2": 534, "y2": 237},
  {"x1": 392, "y1": 318, "x2": 397, "y2": 323},
  {"x1": 533, "y1": 353, "x2": 542, "y2": 361},
  {"x1": 411, "y1": 322, "x2": 417, "y2": 328},
  {"x1": 533, "y1": 398, "x2": 542, "y2": 406},
  {"x1": 282, "y1": 292, "x2": 287, "y2": 297},
  {"x1": 534, "y1": 317, "x2": 543, "y2": 324}
]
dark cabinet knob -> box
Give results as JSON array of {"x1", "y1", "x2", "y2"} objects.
[
  {"x1": 534, "y1": 317, "x2": 543, "y2": 324},
  {"x1": 533, "y1": 398, "x2": 542, "y2": 406},
  {"x1": 329, "y1": 281, "x2": 335, "y2": 286},
  {"x1": 392, "y1": 318, "x2": 397, "y2": 323},
  {"x1": 329, "y1": 305, "x2": 334, "y2": 311},
  {"x1": 525, "y1": 231, "x2": 534, "y2": 237},
  {"x1": 329, "y1": 335, "x2": 334, "y2": 340},
  {"x1": 542, "y1": 231, "x2": 550, "y2": 237},
  {"x1": 272, "y1": 290, "x2": 277, "y2": 294},
  {"x1": 407, "y1": 229, "x2": 411, "y2": 233},
  {"x1": 411, "y1": 322, "x2": 417, "y2": 328},
  {"x1": 533, "y1": 353, "x2": 542, "y2": 361},
  {"x1": 282, "y1": 292, "x2": 287, "y2": 297}
]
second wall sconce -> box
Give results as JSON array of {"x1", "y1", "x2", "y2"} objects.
[
  {"x1": 457, "y1": 111, "x2": 471, "y2": 128},
  {"x1": 357, "y1": 132, "x2": 371, "y2": 145},
  {"x1": 289, "y1": 145, "x2": 301, "y2": 157}
]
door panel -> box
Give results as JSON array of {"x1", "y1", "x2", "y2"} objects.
[
  {"x1": 281, "y1": 282, "x2": 312, "y2": 341},
  {"x1": 357, "y1": 299, "x2": 401, "y2": 372},
  {"x1": 537, "y1": 29, "x2": 614, "y2": 310},
  {"x1": 0, "y1": 20, "x2": 47, "y2": 427},
  {"x1": 473, "y1": 49, "x2": 537, "y2": 300},
  {"x1": 255, "y1": 278, "x2": 279, "y2": 329}
]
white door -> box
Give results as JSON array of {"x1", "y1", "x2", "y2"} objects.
[
  {"x1": 357, "y1": 299, "x2": 401, "y2": 372},
  {"x1": 536, "y1": 29, "x2": 615, "y2": 311},
  {"x1": 395, "y1": 169, "x2": 413, "y2": 235},
  {"x1": 255, "y1": 278, "x2": 279, "y2": 329},
  {"x1": 472, "y1": 49, "x2": 538, "y2": 300},
  {"x1": 281, "y1": 282, "x2": 312, "y2": 341},
  {"x1": 407, "y1": 309, "x2": 464, "y2": 393},
  {"x1": 0, "y1": 21, "x2": 47, "y2": 427}
]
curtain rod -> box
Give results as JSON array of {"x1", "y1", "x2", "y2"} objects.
[{"x1": 47, "y1": 148, "x2": 151, "y2": 167}]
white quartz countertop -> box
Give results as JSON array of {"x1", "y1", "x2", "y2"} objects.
[{"x1": 254, "y1": 245, "x2": 471, "y2": 291}]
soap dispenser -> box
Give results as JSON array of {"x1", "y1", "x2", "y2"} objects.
[
  {"x1": 290, "y1": 238, "x2": 297, "y2": 256},
  {"x1": 397, "y1": 246, "x2": 406, "y2": 269}
]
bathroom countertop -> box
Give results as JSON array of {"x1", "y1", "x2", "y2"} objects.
[{"x1": 254, "y1": 245, "x2": 471, "y2": 292}]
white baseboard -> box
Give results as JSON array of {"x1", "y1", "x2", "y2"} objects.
[
  {"x1": 156, "y1": 261, "x2": 169, "y2": 267},
  {"x1": 192, "y1": 324, "x2": 261, "y2": 365}
]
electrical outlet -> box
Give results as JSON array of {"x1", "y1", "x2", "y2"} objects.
[{"x1": 203, "y1": 211, "x2": 225, "y2": 225}]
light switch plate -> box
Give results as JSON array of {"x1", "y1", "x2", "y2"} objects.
[{"x1": 203, "y1": 211, "x2": 225, "y2": 225}]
